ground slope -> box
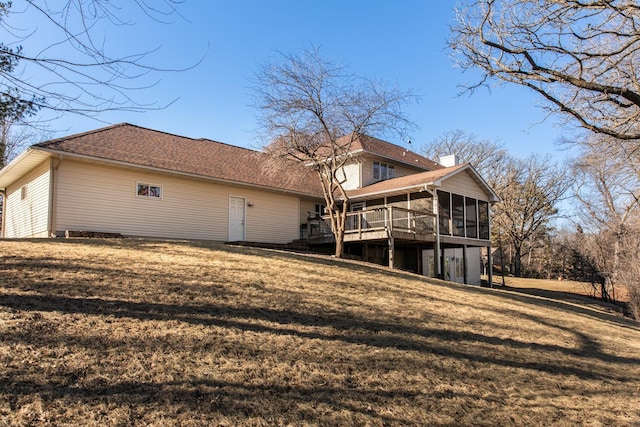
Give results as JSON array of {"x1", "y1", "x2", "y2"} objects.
[{"x1": 1, "y1": 239, "x2": 639, "y2": 426}]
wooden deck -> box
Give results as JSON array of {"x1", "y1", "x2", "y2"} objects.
[{"x1": 304, "y1": 206, "x2": 490, "y2": 247}]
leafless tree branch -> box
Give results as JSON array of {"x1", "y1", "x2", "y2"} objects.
[{"x1": 451, "y1": 0, "x2": 640, "y2": 141}]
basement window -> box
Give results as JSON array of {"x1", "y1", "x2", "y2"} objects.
[{"x1": 137, "y1": 183, "x2": 162, "y2": 199}]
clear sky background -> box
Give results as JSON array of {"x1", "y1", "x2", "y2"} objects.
[{"x1": 25, "y1": 1, "x2": 569, "y2": 160}]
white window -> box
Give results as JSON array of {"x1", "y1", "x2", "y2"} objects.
[
  {"x1": 136, "y1": 183, "x2": 162, "y2": 199},
  {"x1": 373, "y1": 161, "x2": 395, "y2": 180},
  {"x1": 315, "y1": 204, "x2": 326, "y2": 216}
]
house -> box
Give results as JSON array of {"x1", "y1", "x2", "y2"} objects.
[{"x1": 0, "y1": 123, "x2": 499, "y2": 285}]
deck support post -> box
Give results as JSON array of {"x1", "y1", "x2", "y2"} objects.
[
  {"x1": 388, "y1": 235, "x2": 395, "y2": 268},
  {"x1": 487, "y1": 246, "x2": 493, "y2": 288},
  {"x1": 463, "y1": 244, "x2": 468, "y2": 285},
  {"x1": 433, "y1": 191, "x2": 442, "y2": 279}
]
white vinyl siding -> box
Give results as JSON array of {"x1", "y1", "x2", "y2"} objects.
[
  {"x1": 4, "y1": 160, "x2": 51, "y2": 238},
  {"x1": 54, "y1": 159, "x2": 300, "y2": 244},
  {"x1": 300, "y1": 199, "x2": 320, "y2": 223},
  {"x1": 441, "y1": 171, "x2": 489, "y2": 202},
  {"x1": 338, "y1": 162, "x2": 361, "y2": 190}
]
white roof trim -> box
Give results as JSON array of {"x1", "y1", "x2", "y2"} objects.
[{"x1": 0, "y1": 149, "x2": 53, "y2": 189}]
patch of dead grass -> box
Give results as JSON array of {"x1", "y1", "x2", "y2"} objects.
[{"x1": 1, "y1": 238, "x2": 639, "y2": 426}]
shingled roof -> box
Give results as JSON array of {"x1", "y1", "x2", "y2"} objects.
[
  {"x1": 347, "y1": 162, "x2": 500, "y2": 203},
  {"x1": 34, "y1": 123, "x2": 322, "y2": 197},
  {"x1": 348, "y1": 134, "x2": 442, "y2": 171}
]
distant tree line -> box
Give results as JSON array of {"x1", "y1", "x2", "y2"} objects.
[
  {"x1": 445, "y1": 0, "x2": 640, "y2": 319},
  {"x1": 423, "y1": 129, "x2": 640, "y2": 318}
]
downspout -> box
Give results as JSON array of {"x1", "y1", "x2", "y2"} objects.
[
  {"x1": 47, "y1": 157, "x2": 58, "y2": 238},
  {"x1": 0, "y1": 188, "x2": 6, "y2": 238}
]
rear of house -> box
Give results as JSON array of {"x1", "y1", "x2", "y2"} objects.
[
  {"x1": 0, "y1": 124, "x2": 322, "y2": 244},
  {"x1": 303, "y1": 135, "x2": 499, "y2": 285},
  {"x1": 0, "y1": 124, "x2": 499, "y2": 286}
]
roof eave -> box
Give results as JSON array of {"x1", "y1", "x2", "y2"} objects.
[
  {"x1": 32, "y1": 147, "x2": 324, "y2": 199},
  {"x1": 347, "y1": 182, "x2": 437, "y2": 200},
  {"x1": 0, "y1": 148, "x2": 53, "y2": 189}
]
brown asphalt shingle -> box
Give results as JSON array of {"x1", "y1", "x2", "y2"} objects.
[
  {"x1": 34, "y1": 124, "x2": 459, "y2": 200},
  {"x1": 35, "y1": 123, "x2": 322, "y2": 196},
  {"x1": 349, "y1": 134, "x2": 443, "y2": 171},
  {"x1": 346, "y1": 163, "x2": 468, "y2": 198}
]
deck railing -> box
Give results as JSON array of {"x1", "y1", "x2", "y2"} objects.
[{"x1": 304, "y1": 206, "x2": 436, "y2": 241}]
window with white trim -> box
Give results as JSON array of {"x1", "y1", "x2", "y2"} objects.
[
  {"x1": 373, "y1": 161, "x2": 395, "y2": 181},
  {"x1": 136, "y1": 183, "x2": 162, "y2": 199}
]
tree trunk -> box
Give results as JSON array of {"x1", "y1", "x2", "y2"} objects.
[
  {"x1": 331, "y1": 185, "x2": 350, "y2": 258},
  {"x1": 514, "y1": 246, "x2": 523, "y2": 277},
  {"x1": 334, "y1": 223, "x2": 345, "y2": 258}
]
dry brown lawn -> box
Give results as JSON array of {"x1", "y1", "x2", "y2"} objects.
[
  {"x1": 498, "y1": 276, "x2": 630, "y2": 316},
  {"x1": 1, "y1": 239, "x2": 639, "y2": 426}
]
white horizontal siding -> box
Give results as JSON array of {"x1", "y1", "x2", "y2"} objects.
[
  {"x1": 54, "y1": 159, "x2": 301, "y2": 243},
  {"x1": 4, "y1": 160, "x2": 51, "y2": 238},
  {"x1": 441, "y1": 171, "x2": 489, "y2": 201},
  {"x1": 244, "y1": 191, "x2": 300, "y2": 244},
  {"x1": 339, "y1": 162, "x2": 361, "y2": 190},
  {"x1": 300, "y1": 199, "x2": 318, "y2": 224}
]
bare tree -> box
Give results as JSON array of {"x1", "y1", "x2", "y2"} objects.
[
  {"x1": 0, "y1": 119, "x2": 50, "y2": 168},
  {"x1": 492, "y1": 154, "x2": 571, "y2": 277},
  {"x1": 253, "y1": 47, "x2": 415, "y2": 258},
  {"x1": 0, "y1": 0, "x2": 196, "y2": 119},
  {"x1": 421, "y1": 129, "x2": 507, "y2": 181},
  {"x1": 451, "y1": 0, "x2": 640, "y2": 141},
  {"x1": 572, "y1": 134, "x2": 640, "y2": 316}
]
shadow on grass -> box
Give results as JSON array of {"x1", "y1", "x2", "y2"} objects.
[
  {"x1": 0, "y1": 375, "x2": 492, "y2": 425},
  {"x1": 9, "y1": 237, "x2": 635, "y2": 325},
  {"x1": 1, "y1": 291, "x2": 637, "y2": 382},
  {"x1": 3, "y1": 239, "x2": 640, "y2": 424}
]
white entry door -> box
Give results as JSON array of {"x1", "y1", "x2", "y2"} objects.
[{"x1": 229, "y1": 196, "x2": 246, "y2": 241}]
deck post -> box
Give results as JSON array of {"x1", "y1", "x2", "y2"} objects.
[
  {"x1": 488, "y1": 246, "x2": 493, "y2": 288},
  {"x1": 388, "y1": 234, "x2": 395, "y2": 268},
  {"x1": 463, "y1": 244, "x2": 468, "y2": 285}
]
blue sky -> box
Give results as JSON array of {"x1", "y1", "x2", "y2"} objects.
[{"x1": 25, "y1": 1, "x2": 568, "y2": 159}]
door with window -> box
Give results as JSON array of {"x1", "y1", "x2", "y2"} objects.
[
  {"x1": 229, "y1": 196, "x2": 246, "y2": 241},
  {"x1": 348, "y1": 202, "x2": 366, "y2": 231}
]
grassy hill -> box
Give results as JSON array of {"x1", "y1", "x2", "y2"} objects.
[{"x1": 1, "y1": 239, "x2": 639, "y2": 426}]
